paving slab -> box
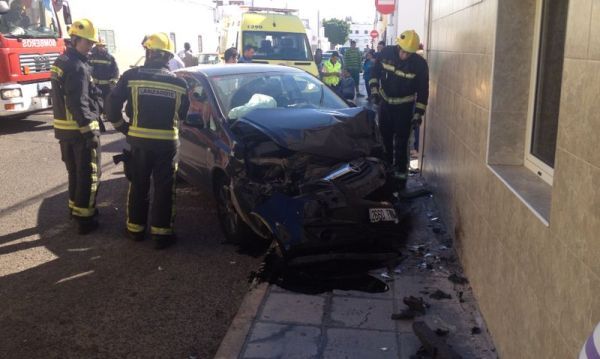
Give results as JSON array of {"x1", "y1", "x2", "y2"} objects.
[
  {"x1": 242, "y1": 322, "x2": 321, "y2": 359},
  {"x1": 322, "y1": 328, "x2": 398, "y2": 359},
  {"x1": 329, "y1": 296, "x2": 395, "y2": 331},
  {"x1": 259, "y1": 292, "x2": 325, "y2": 325}
]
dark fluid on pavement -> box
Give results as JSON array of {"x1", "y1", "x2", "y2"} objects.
[{"x1": 251, "y1": 249, "x2": 394, "y2": 295}]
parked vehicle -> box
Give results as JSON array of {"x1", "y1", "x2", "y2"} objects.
[
  {"x1": 175, "y1": 64, "x2": 399, "y2": 258},
  {"x1": 0, "y1": 0, "x2": 71, "y2": 118},
  {"x1": 219, "y1": 7, "x2": 319, "y2": 77},
  {"x1": 197, "y1": 52, "x2": 219, "y2": 65}
]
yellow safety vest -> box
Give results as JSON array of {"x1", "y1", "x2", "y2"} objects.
[{"x1": 322, "y1": 60, "x2": 342, "y2": 86}]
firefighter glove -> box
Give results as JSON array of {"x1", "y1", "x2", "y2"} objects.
[
  {"x1": 85, "y1": 135, "x2": 100, "y2": 149},
  {"x1": 411, "y1": 113, "x2": 423, "y2": 127},
  {"x1": 115, "y1": 121, "x2": 129, "y2": 135}
]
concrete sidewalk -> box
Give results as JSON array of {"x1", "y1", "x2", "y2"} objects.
[{"x1": 215, "y1": 178, "x2": 497, "y2": 359}]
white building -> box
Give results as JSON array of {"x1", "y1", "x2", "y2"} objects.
[
  {"x1": 344, "y1": 23, "x2": 374, "y2": 50},
  {"x1": 68, "y1": 0, "x2": 218, "y2": 71}
]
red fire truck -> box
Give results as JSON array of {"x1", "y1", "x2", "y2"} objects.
[{"x1": 0, "y1": 0, "x2": 71, "y2": 118}]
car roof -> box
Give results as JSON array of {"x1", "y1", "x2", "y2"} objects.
[{"x1": 176, "y1": 64, "x2": 305, "y2": 78}]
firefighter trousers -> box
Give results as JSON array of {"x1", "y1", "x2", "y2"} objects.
[
  {"x1": 126, "y1": 146, "x2": 178, "y2": 237},
  {"x1": 378, "y1": 101, "x2": 414, "y2": 174},
  {"x1": 60, "y1": 138, "x2": 101, "y2": 220}
]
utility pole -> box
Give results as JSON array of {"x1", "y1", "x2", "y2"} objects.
[{"x1": 317, "y1": 10, "x2": 320, "y2": 49}]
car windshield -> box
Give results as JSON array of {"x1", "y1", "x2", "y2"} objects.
[
  {"x1": 0, "y1": 0, "x2": 59, "y2": 38},
  {"x1": 209, "y1": 71, "x2": 349, "y2": 120},
  {"x1": 243, "y1": 31, "x2": 312, "y2": 61}
]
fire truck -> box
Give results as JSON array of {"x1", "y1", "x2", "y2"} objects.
[{"x1": 0, "y1": 0, "x2": 71, "y2": 118}]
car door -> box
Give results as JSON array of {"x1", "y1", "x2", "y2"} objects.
[{"x1": 178, "y1": 75, "x2": 219, "y2": 188}]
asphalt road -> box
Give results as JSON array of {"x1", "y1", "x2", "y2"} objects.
[{"x1": 0, "y1": 112, "x2": 265, "y2": 358}]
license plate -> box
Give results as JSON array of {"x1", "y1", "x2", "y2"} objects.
[{"x1": 369, "y1": 208, "x2": 398, "y2": 223}]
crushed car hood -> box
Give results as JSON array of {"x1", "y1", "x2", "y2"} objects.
[{"x1": 231, "y1": 107, "x2": 379, "y2": 161}]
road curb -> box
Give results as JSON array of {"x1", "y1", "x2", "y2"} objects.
[{"x1": 213, "y1": 282, "x2": 269, "y2": 359}]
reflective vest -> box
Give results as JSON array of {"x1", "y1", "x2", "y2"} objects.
[{"x1": 322, "y1": 60, "x2": 342, "y2": 86}]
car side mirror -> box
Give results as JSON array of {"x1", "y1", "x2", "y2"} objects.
[
  {"x1": 185, "y1": 113, "x2": 204, "y2": 128},
  {"x1": 0, "y1": 1, "x2": 9, "y2": 14}
]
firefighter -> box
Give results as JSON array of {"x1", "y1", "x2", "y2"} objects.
[
  {"x1": 89, "y1": 38, "x2": 119, "y2": 132},
  {"x1": 50, "y1": 19, "x2": 101, "y2": 234},
  {"x1": 369, "y1": 30, "x2": 429, "y2": 189},
  {"x1": 106, "y1": 32, "x2": 189, "y2": 249}
]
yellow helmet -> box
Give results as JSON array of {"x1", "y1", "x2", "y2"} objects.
[
  {"x1": 143, "y1": 33, "x2": 175, "y2": 55},
  {"x1": 396, "y1": 30, "x2": 420, "y2": 53},
  {"x1": 68, "y1": 19, "x2": 99, "y2": 43}
]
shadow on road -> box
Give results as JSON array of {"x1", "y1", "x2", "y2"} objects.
[
  {"x1": 0, "y1": 114, "x2": 53, "y2": 135},
  {"x1": 0, "y1": 176, "x2": 265, "y2": 358}
]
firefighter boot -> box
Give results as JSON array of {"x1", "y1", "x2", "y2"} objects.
[
  {"x1": 77, "y1": 217, "x2": 99, "y2": 235},
  {"x1": 152, "y1": 234, "x2": 176, "y2": 250}
]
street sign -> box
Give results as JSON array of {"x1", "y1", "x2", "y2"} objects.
[
  {"x1": 370, "y1": 30, "x2": 379, "y2": 39},
  {"x1": 375, "y1": 0, "x2": 395, "y2": 15}
]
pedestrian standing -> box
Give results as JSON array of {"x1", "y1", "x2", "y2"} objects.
[
  {"x1": 107, "y1": 32, "x2": 190, "y2": 249},
  {"x1": 238, "y1": 44, "x2": 255, "y2": 63},
  {"x1": 362, "y1": 50, "x2": 375, "y2": 98},
  {"x1": 322, "y1": 51, "x2": 342, "y2": 93},
  {"x1": 224, "y1": 47, "x2": 238, "y2": 63},
  {"x1": 343, "y1": 40, "x2": 362, "y2": 96},
  {"x1": 314, "y1": 48, "x2": 324, "y2": 80},
  {"x1": 89, "y1": 38, "x2": 119, "y2": 132},
  {"x1": 178, "y1": 42, "x2": 198, "y2": 67},
  {"x1": 369, "y1": 30, "x2": 429, "y2": 189},
  {"x1": 50, "y1": 19, "x2": 101, "y2": 234}
]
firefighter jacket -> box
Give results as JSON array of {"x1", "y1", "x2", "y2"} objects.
[
  {"x1": 106, "y1": 61, "x2": 190, "y2": 151},
  {"x1": 369, "y1": 45, "x2": 429, "y2": 115},
  {"x1": 51, "y1": 47, "x2": 101, "y2": 140},
  {"x1": 89, "y1": 48, "x2": 119, "y2": 85}
]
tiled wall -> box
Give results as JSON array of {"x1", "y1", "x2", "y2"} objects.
[{"x1": 423, "y1": 0, "x2": 600, "y2": 357}]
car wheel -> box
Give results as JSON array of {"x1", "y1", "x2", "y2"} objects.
[{"x1": 214, "y1": 174, "x2": 256, "y2": 244}]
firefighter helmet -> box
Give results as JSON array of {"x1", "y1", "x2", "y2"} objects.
[
  {"x1": 68, "y1": 19, "x2": 99, "y2": 43},
  {"x1": 396, "y1": 30, "x2": 420, "y2": 53},
  {"x1": 143, "y1": 33, "x2": 175, "y2": 55}
]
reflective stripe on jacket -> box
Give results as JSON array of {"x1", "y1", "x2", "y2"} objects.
[
  {"x1": 89, "y1": 49, "x2": 120, "y2": 83},
  {"x1": 50, "y1": 47, "x2": 101, "y2": 140},
  {"x1": 106, "y1": 63, "x2": 190, "y2": 150},
  {"x1": 370, "y1": 45, "x2": 429, "y2": 114}
]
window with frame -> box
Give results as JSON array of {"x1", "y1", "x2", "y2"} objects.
[
  {"x1": 98, "y1": 29, "x2": 116, "y2": 53},
  {"x1": 525, "y1": 0, "x2": 569, "y2": 185}
]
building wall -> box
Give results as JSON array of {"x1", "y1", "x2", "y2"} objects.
[
  {"x1": 69, "y1": 0, "x2": 218, "y2": 71},
  {"x1": 424, "y1": 0, "x2": 600, "y2": 357},
  {"x1": 344, "y1": 23, "x2": 373, "y2": 50}
]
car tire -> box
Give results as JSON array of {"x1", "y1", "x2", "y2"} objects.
[{"x1": 213, "y1": 174, "x2": 257, "y2": 245}]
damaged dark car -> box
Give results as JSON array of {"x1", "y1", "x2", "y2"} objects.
[{"x1": 176, "y1": 65, "x2": 399, "y2": 258}]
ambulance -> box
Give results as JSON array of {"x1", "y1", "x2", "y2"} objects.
[{"x1": 220, "y1": 7, "x2": 318, "y2": 77}]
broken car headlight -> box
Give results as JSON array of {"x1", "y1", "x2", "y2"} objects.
[{"x1": 322, "y1": 163, "x2": 361, "y2": 182}]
